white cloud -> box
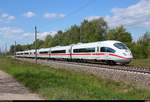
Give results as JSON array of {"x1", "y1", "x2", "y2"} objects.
[
  {"x1": 21, "y1": 31, "x2": 57, "y2": 40},
  {"x1": 44, "y1": 13, "x2": 65, "y2": 19},
  {"x1": 0, "y1": 13, "x2": 15, "y2": 22},
  {"x1": 7, "y1": 16, "x2": 16, "y2": 20},
  {"x1": 23, "y1": 11, "x2": 35, "y2": 18},
  {"x1": 1, "y1": 13, "x2": 9, "y2": 18},
  {"x1": 85, "y1": 0, "x2": 150, "y2": 29},
  {"x1": 0, "y1": 27, "x2": 24, "y2": 35},
  {"x1": 85, "y1": 16, "x2": 101, "y2": 21},
  {"x1": 0, "y1": 26, "x2": 56, "y2": 40},
  {"x1": 105, "y1": 0, "x2": 150, "y2": 28},
  {"x1": 38, "y1": 31, "x2": 57, "y2": 40},
  {"x1": 22, "y1": 32, "x2": 33, "y2": 37}
]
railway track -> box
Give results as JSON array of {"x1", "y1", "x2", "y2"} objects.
[
  {"x1": 49, "y1": 60, "x2": 150, "y2": 74},
  {"x1": 17, "y1": 58, "x2": 150, "y2": 74}
]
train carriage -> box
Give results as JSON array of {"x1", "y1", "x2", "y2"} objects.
[
  {"x1": 38, "y1": 48, "x2": 50, "y2": 59},
  {"x1": 28, "y1": 49, "x2": 36, "y2": 58},
  {"x1": 50, "y1": 46, "x2": 71, "y2": 59},
  {"x1": 23, "y1": 50, "x2": 31, "y2": 58},
  {"x1": 71, "y1": 40, "x2": 133, "y2": 64},
  {"x1": 71, "y1": 42, "x2": 99, "y2": 60},
  {"x1": 16, "y1": 51, "x2": 24, "y2": 58}
]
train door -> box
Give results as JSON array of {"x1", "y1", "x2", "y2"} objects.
[
  {"x1": 95, "y1": 45, "x2": 100, "y2": 60},
  {"x1": 100, "y1": 47, "x2": 109, "y2": 60},
  {"x1": 69, "y1": 45, "x2": 73, "y2": 60},
  {"x1": 49, "y1": 49, "x2": 51, "y2": 59}
]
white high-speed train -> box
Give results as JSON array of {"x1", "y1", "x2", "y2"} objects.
[{"x1": 16, "y1": 40, "x2": 133, "y2": 65}]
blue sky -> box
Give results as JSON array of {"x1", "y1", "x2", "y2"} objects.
[{"x1": 0, "y1": 0, "x2": 149, "y2": 51}]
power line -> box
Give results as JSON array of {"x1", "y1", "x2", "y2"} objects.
[
  {"x1": 40, "y1": 0, "x2": 96, "y2": 30},
  {"x1": 66, "y1": 0, "x2": 96, "y2": 17},
  {"x1": 8, "y1": 0, "x2": 96, "y2": 51}
]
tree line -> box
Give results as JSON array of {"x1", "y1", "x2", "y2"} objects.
[{"x1": 9, "y1": 18, "x2": 150, "y2": 59}]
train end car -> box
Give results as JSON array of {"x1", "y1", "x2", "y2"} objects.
[{"x1": 99, "y1": 40, "x2": 133, "y2": 65}]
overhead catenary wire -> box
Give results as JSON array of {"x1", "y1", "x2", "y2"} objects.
[
  {"x1": 40, "y1": 0, "x2": 97, "y2": 30},
  {"x1": 9, "y1": 0, "x2": 97, "y2": 51},
  {"x1": 66, "y1": 0, "x2": 96, "y2": 17}
]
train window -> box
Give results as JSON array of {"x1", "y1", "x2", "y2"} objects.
[
  {"x1": 24, "y1": 53, "x2": 29, "y2": 55},
  {"x1": 107, "y1": 48, "x2": 115, "y2": 53},
  {"x1": 51, "y1": 50, "x2": 66, "y2": 53},
  {"x1": 114, "y1": 43, "x2": 128, "y2": 50},
  {"x1": 100, "y1": 47, "x2": 115, "y2": 53},
  {"x1": 73, "y1": 47, "x2": 95, "y2": 53},
  {"x1": 39, "y1": 51, "x2": 48, "y2": 54},
  {"x1": 101, "y1": 47, "x2": 107, "y2": 52}
]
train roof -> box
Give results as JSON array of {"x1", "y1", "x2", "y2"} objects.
[
  {"x1": 38, "y1": 48, "x2": 50, "y2": 52},
  {"x1": 72, "y1": 40, "x2": 122, "y2": 48},
  {"x1": 77, "y1": 40, "x2": 121, "y2": 45},
  {"x1": 51, "y1": 45, "x2": 71, "y2": 51},
  {"x1": 16, "y1": 40, "x2": 123, "y2": 52},
  {"x1": 16, "y1": 51, "x2": 23, "y2": 53}
]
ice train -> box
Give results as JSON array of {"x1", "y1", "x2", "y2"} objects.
[{"x1": 16, "y1": 40, "x2": 133, "y2": 65}]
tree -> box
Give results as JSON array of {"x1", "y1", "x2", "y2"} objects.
[
  {"x1": 43, "y1": 35, "x2": 53, "y2": 48},
  {"x1": 66, "y1": 25, "x2": 80, "y2": 44},
  {"x1": 80, "y1": 18, "x2": 107, "y2": 43},
  {"x1": 32, "y1": 39, "x2": 44, "y2": 49},
  {"x1": 106, "y1": 25, "x2": 132, "y2": 46},
  {"x1": 131, "y1": 42, "x2": 144, "y2": 58},
  {"x1": 51, "y1": 30, "x2": 64, "y2": 46},
  {"x1": 135, "y1": 32, "x2": 150, "y2": 58},
  {"x1": 9, "y1": 44, "x2": 25, "y2": 54},
  {"x1": 9, "y1": 45, "x2": 15, "y2": 54}
]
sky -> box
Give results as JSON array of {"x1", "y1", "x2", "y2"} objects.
[{"x1": 0, "y1": 0, "x2": 150, "y2": 51}]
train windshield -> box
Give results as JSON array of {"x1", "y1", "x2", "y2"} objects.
[{"x1": 114, "y1": 43, "x2": 128, "y2": 50}]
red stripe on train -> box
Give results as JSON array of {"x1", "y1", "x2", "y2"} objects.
[
  {"x1": 109, "y1": 53, "x2": 129, "y2": 60},
  {"x1": 39, "y1": 53, "x2": 105, "y2": 55},
  {"x1": 26, "y1": 53, "x2": 129, "y2": 60}
]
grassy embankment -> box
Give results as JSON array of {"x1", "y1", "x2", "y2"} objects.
[
  {"x1": 0, "y1": 57, "x2": 150, "y2": 100},
  {"x1": 129, "y1": 59, "x2": 150, "y2": 67}
]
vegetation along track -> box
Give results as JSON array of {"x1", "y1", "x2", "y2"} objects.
[{"x1": 16, "y1": 58, "x2": 150, "y2": 75}]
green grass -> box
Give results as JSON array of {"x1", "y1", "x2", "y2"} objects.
[
  {"x1": 129, "y1": 59, "x2": 150, "y2": 67},
  {"x1": 0, "y1": 57, "x2": 150, "y2": 100}
]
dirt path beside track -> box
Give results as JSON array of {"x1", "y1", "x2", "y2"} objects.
[{"x1": 0, "y1": 70, "x2": 44, "y2": 100}]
